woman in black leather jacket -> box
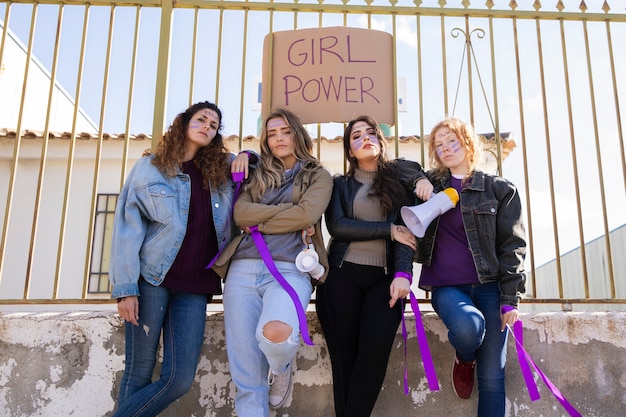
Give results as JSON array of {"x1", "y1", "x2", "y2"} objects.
[
  {"x1": 316, "y1": 115, "x2": 432, "y2": 417},
  {"x1": 416, "y1": 117, "x2": 526, "y2": 417}
]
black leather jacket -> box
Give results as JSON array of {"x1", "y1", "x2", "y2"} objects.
[
  {"x1": 416, "y1": 170, "x2": 527, "y2": 306},
  {"x1": 325, "y1": 159, "x2": 425, "y2": 276}
]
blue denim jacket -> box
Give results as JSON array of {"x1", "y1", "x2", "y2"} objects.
[
  {"x1": 109, "y1": 154, "x2": 240, "y2": 299},
  {"x1": 416, "y1": 170, "x2": 527, "y2": 306}
]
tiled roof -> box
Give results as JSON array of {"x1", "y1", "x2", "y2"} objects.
[
  {"x1": 0, "y1": 127, "x2": 516, "y2": 163},
  {"x1": 0, "y1": 128, "x2": 150, "y2": 141},
  {"x1": 0, "y1": 128, "x2": 515, "y2": 160},
  {"x1": 0, "y1": 127, "x2": 515, "y2": 145}
]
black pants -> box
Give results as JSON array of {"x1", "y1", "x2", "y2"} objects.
[{"x1": 316, "y1": 262, "x2": 402, "y2": 417}]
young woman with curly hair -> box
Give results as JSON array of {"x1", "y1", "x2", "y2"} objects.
[{"x1": 110, "y1": 101, "x2": 254, "y2": 416}]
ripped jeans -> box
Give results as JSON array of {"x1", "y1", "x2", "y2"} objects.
[
  {"x1": 114, "y1": 278, "x2": 208, "y2": 417},
  {"x1": 223, "y1": 258, "x2": 313, "y2": 417}
]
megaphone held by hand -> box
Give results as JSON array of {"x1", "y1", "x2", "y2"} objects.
[
  {"x1": 401, "y1": 188, "x2": 460, "y2": 238},
  {"x1": 295, "y1": 244, "x2": 325, "y2": 280}
]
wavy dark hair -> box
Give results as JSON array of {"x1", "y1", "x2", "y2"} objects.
[
  {"x1": 342, "y1": 115, "x2": 406, "y2": 215},
  {"x1": 149, "y1": 101, "x2": 231, "y2": 189}
]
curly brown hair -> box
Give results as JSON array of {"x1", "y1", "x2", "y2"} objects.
[{"x1": 150, "y1": 101, "x2": 231, "y2": 189}]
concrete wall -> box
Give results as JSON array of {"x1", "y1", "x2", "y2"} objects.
[{"x1": 0, "y1": 310, "x2": 624, "y2": 417}]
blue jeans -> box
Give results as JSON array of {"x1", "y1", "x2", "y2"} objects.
[
  {"x1": 431, "y1": 283, "x2": 507, "y2": 417},
  {"x1": 114, "y1": 278, "x2": 208, "y2": 417},
  {"x1": 223, "y1": 259, "x2": 313, "y2": 417}
]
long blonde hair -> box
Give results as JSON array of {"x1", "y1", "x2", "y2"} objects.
[
  {"x1": 427, "y1": 117, "x2": 483, "y2": 183},
  {"x1": 249, "y1": 108, "x2": 318, "y2": 195}
]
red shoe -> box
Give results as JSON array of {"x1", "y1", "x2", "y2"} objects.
[{"x1": 451, "y1": 356, "x2": 475, "y2": 399}]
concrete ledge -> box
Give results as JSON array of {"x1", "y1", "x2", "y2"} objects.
[{"x1": 0, "y1": 311, "x2": 625, "y2": 416}]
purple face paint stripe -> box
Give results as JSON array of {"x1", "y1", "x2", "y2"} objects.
[
  {"x1": 267, "y1": 118, "x2": 287, "y2": 129},
  {"x1": 351, "y1": 134, "x2": 378, "y2": 151},
  {"x1": 436, "y1": 140, "x2": 462, "y2": 157},
  {"x1": 352, "y1": 136, "x2": 364, "y2": 151}
]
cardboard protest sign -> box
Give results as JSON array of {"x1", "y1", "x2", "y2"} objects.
[{"x1": 262, "y1": 27, "x2": 394, "y2": 125}]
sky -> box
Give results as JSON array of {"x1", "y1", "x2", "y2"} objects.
[{"x1": 1, "y1": 0, "x2": 625, "y2": 269}]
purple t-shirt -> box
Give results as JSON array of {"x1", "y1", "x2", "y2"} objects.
[
  {"x1": 419, "y1": 176, "x2": 479, "y2": 287},
  {"x1": 161, "y1": 160, "x2": 222, "y2": 295}
]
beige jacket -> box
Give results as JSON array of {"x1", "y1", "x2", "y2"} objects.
[{"x1": 212, "y1": 161, "x2": 333, "y2": 284}]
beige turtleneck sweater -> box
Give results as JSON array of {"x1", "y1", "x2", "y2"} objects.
[{"x1": 343, "y1": 168, "x2": 387, "y2": 268}]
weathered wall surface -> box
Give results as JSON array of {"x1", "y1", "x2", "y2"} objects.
[{"x1": 0, "y1": 311, "x2": 624, "y2": 417}]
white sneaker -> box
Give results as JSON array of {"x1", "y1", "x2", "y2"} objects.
[{"x1": 268, "y1": 362, "x2": 293, "y2": 409}]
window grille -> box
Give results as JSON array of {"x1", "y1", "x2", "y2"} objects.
[{"x1": 88, "y1": 194, "x2": 118, "y2": 295}]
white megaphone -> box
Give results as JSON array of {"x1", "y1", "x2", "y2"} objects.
[
  {"x1": 295, "y1": 244, "x2": 325, "y2": 280},
  {"x1": 400, "y1": 188, "x2": 460, "y2": 238}
]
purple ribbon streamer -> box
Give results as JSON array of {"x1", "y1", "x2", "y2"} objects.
[
  {"x1": 503, "y1": 306, "x2": 582, "y2": 417},
  {"x1": 394, "y1": 270, "x2": 412, "y2": 283},
  {"x1": 248, "y1": 225, "x2": 314, "y2": 346},
  {"x1": 400, "y1": 291, "x2": 440, "y2": 394},
  {"x1": 400, "y1": 299, "x2": 410, "y2": 394},
  {"x1": 512, "y1": 320, "x2": 540, "y2": 401},
  {"x1": 501, "y1": 306, "x2": 539, "y2": 401}
]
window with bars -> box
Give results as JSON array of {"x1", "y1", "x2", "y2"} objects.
[{"x1": 88, "y1": 194, "x2": 118, "y2": 295}]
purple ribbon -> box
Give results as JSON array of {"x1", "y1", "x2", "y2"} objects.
[
  {"x1": 513, "y1": 319, "x2": 540, "y2": 400},
  {"x1": 400, "y1": 291, "x2": 440, "y2": 394},
  {"x1": 501, "y1": 306, "x2": 539, "y2": 401},
  {"x1": 231, "y1": 171, "x2": 245, "y2": 183},
  {"x1": 502, "y1": 306, "x2": 582, "y2": 417},
  {"x1": 249, "y1": 225, "x2": 314, "y2": 346},
  {"x1": 206, "y1": 172, "x2": 244, "y2": 269},
  {"x1": 393, "y1": 271, "x2": 412, "y2": 283}
]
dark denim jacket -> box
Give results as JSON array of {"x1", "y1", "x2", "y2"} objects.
[
  {"x1": 415, "y1": 170, "x2": 527, "y2": 306},
  {"x1": 325, "y1": 159, "x2": 425, "y2": 276}
]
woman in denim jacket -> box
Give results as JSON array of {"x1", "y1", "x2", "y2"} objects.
[
  {"x1": 316, "y1": 115, "x2": 432, "y2": 417},
  {"x1": 212, "y1": 108, "x2": 332, "y2": 416},
  {"x1": 414, "y1": 117, "x2": 527, "y2": 417},
  {"x1": 109, "y1": 101, "x2": 253, "y2": 417}
]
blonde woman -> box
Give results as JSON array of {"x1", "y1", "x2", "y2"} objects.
[{"x1": 213, "y1": 108, "x2": 332, "y2": 416}]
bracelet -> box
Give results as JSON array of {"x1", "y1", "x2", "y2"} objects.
[
  {"x1": 238, "y1": 150, "x2": 257, "y2": 165},
  {"x1": 393, "y1": 271, "x2": 413, "y2": 284},
  {"x1": 501, "y1": 305, "x2": 516, "y2": 314},
  {"x1": 117, "y1": 297, "x2": 125, "y2": 303}
]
